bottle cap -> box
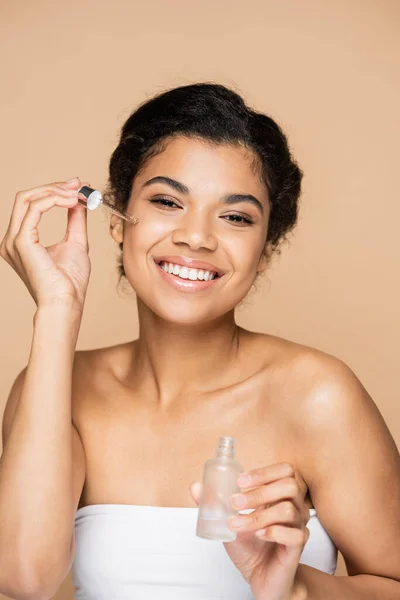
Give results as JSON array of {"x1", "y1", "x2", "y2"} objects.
[{"x1": 78, "y1": 186, "x2": 102, "y2": 210}]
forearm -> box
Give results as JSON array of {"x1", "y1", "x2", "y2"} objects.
[
  {"x1": 296, "y1": 564, "x2": 400, "y2": 599},
  {"x1": 0, "y1": 305, "x2": 81, "y2": 587}
]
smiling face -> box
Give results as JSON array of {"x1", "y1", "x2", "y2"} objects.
[{"x1": 110, "y1": 136, "x2": 271, "y2": 325}]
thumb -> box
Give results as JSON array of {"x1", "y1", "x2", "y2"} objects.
[
  {"x1": 189, "y1": 481, "x2": 202, "y2": 506},
  {"x1": 65, "y1": 203, "x2": 89, "y2": 249}
]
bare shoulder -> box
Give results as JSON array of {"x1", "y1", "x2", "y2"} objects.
[
  {"x1": 70, "y1": 341, "x2": 135, "y2": 415},
  {"x1": 267, "y1": 335, "x2": 379, "y2": 425},
  {"x1": 251, "y1": 336, "x2": 400, "y2": 581},
  {"x1": 251, "y1": 329, "x2": 365, "y2": 393},
  {"x1": 72, "y1": 340, "x2": 135, "y2": 379},
  {"x1": 250, "y1": 329, "x2": 385, "y2": 436}
]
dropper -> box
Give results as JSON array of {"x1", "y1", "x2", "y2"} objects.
[{"x1": 77, "y1": 186, "x2": 139, "y2": 224}]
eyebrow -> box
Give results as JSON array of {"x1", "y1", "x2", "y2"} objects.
[{"x1": 141, "y1": 175, "x2": 264, "y2": 215}]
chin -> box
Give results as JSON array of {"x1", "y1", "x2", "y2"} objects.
[
  {"x1": 132, "y1": 289, "x2": 232, "y2": 326},
  {"x1": 127, "y1": 268, "x2": 252, "y2": 326},
  {"x1": 147, "y1": 302, "x2": 228, "y2": 327}
]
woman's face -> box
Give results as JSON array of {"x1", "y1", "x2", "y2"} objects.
[{"x1": 110, "y1": 136, "x2": 271, "y2": 325}]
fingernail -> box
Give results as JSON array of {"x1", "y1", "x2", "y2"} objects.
[
  {"x1": 231, "y1": 493, "x2": 246, "y2": 508},
  {"x1": 255, "y1": 529, "x2": 266, "y2": 538},
  {"x1": 237, "y1": 473, "x2": 252, "y2": 487},
  {"x1": 66, "y1": 177, "x2": 79, "y2": 183}
]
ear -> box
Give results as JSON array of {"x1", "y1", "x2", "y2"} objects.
[
  {"x1": 257, "y1": 242, "x2": 273, "y2": 273},
  {"x1": 109, "y1": 215, "x2": 124, "y2": 244}
]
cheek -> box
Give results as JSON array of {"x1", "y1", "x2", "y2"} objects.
[
  {"x1": 224, "y1": 234, "x2": 265, "y2": 275},
  {"x1": 123, "y1": 220, "x2": 169, "y2": 259}
]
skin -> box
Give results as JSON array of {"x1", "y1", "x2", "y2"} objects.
[
  {"x1": 74, "y1": 137, "x2": 313, "y2": 510},
  {"x1": 2, "y1": 137, "x2": 399, "y2": 599},
  {"x1": 69, "y1": 137, "x2": 400, "y2": 593}
]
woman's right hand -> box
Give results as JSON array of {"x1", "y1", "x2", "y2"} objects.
[{"x1": 0, "y1": 177, "x2": 91, "y2": 311}]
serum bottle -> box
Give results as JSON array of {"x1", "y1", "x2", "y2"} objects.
[{"x1": 196, "y1": 436, "x2": 244, "y2": 542}]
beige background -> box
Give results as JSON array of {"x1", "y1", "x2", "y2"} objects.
[{"x1": 0, "y1": 0, "x2": 399, "y2": 597}]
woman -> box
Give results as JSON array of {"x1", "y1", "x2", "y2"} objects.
[{"x1": 0, "y1": 83, "x2": 399, "y2": 600}]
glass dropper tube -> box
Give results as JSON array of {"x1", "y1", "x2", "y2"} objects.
[{"x1": 77, "y1": 186, "x2": 139, "y2": 224}]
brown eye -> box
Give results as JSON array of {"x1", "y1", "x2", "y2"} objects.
[
  {"x1": 149, "y1": 197, "x2": 181, "y2": 209},
  {"x1": 222, "y1": 214, "x2": 254, "y2": 225}
]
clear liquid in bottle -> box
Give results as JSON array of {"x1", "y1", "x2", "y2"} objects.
[{"x1": 196, "y1": 436, "x2": 243, "y2": 542}]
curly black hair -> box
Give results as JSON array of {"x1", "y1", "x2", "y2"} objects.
[{"x1": 102, "y1": 82, "x2": 303, "y2": 279}]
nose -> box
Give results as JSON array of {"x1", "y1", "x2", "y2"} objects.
[{"x1": 171, "y1": 212, "x2": 218, "y2": 251}]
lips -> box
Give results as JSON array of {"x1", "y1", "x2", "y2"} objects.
[
  {"x1": 154, "y1": 260, "x2": 221, "y2": 292},
  {"x1": 153, "y1": 255, "x2": 225, "y2": 277}
]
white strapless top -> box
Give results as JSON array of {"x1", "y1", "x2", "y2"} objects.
[{"x1": 72, "y1": 504, "x2": 337, "y2": 599}]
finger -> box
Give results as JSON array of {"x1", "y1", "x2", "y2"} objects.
[
  {"x1": 255, "y1": 524, "x2": 310, "y2": 548},
  {"x1": 65, "y1": 203, "x2": 89, "y2": 250},
  {"x1": 5, "y1": 184, "x2": 79, "y2": 242},
  {"x1": 232, "y1": 476, "x2": 300, "y2": 512},
  {"x1": 228, "y1": 499, "x2": 302, "y2": 534},
  {"x1": 237, "y1": 462, "x2": 295, "y2": 490},
  {"x1": 4, "y1": 178, "x2": 91, "y2": 242},
  {"x1": 59, "y1": 178, "x2": 91, "y2": 190},
  {"x1": 15, "y1": 178, "x2": 82, "y2": 200},
  {"x1": 21, "y1": 177, "x2": 90, "y2": 193},
  {"x1": 189, "y1": 481, "x2": 202, "y2": 505},
  {"x1": 1, "y1": 189, "x2": 76, "y2": 265},
  {"x1": 16, "y1": 195, "x2": 79, "y2": 249}
]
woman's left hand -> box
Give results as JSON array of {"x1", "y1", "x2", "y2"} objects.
[{"x1": 190, "y1": 462, "x2": 310, "y2": 600}]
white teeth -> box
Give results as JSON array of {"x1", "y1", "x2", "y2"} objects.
[{"x1": 158, "y1": 261, "x2": 217, "y2": 281}]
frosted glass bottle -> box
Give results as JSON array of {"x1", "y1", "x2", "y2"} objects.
[{"x1": 196, "y1": 436, "x2": 244, "y2": 541}]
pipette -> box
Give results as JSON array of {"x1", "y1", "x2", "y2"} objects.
[{"x1": 77, "y1": 186, "x2": 139, "y2": 224}]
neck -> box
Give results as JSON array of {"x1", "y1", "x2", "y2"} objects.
[{"x1": 128, "y1": 299, "x2": 243, "y2": 405}]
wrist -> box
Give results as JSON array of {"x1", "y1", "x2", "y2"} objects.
[
  {"x1": 34, "y1": 300, "x2": 83, "y2": 320},
  {"x1": 33, "y1": 302, "x2": 83, "y2": 342}
]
